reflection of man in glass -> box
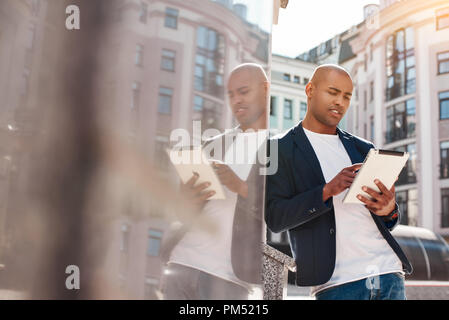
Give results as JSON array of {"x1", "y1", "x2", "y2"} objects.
[{"x1": 161, "y1": 63, "x2": 268, "y2": 299}]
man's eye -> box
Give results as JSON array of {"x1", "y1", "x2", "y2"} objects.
[{"x1": 328, "y1": 91, "x2": 337, "y2": 95}]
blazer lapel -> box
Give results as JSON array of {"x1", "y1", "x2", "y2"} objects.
[
  {"x1": 336, "y1": 127, "x2": 365, "y2": 164},
  {"x1": 292, "y1": 122, "x2": 326, "y2": 184}
]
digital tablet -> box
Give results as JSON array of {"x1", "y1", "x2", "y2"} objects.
[
  {"x1": 343, "y1": 149, "x2": 409, "y2": 204},
  {"x1": 166, "y1": 147, "x2": 226, "y2": 200}
]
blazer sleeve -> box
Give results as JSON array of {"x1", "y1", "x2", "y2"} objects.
[{"x1": 265, "y1": 147, "x2": 333, "y2": 234}]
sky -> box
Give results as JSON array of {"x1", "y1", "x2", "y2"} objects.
[{"x1": 272, "y1": 0, "x2": 380, "y2": 58}]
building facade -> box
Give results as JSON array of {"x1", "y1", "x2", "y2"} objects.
[{"x1": 277, "y1": 0, "x2": 449, "y2": 242}]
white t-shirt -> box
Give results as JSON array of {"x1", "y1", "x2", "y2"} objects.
[
  {"x1": 303, "y1": 128, "x2": 403, "y2": 296},
  {"x1": 169, "y1": 130, "x2": 267, "y2": 288}
]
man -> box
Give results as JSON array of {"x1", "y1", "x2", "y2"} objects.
[
  {"x1": 265, "y1": 64, "x2": 412, "y2": 300},
  {"x1": 161, "y1": 63, "x2": 268, "y2": 299}
]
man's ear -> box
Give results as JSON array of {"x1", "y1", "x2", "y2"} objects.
[
  {"x1": 263, "y1": 81, "x2": 270, "y2": 95},
  {"x1": 305, "y1": 82, "x2": 313, "y2": 98}
]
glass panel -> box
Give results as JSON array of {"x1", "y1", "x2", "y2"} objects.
[
  {"x1": 441, "y1": 100, "x2": 449, "y2": 119},
  {"x1": 0, "y1": 0, "x2": 272, "y2": 300},
  {"x1": 396, "y1": 30, "x2": 405, "y2": 52},
  {"x1": 405, "y1": 27, "x2": 414, "y2": 50},
  {"x1": 438, "y1": 51, "x2": 449, "y2": 60},
  {"x1": 440, "y1": 91, "x2": 449, "y2": 100},
  {"x1": 439, "y1": 61, "x2": 449, "y2": 74}
]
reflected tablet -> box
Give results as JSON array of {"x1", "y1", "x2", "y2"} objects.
[
  {"x1": 342, "y1": 149, "x2": 409, "y2": 204},
  {"x1": 167, "y1": 147, "x2": 226, "y2": 200}
]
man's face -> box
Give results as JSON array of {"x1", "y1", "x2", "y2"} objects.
[
  {"x1": 306, "y1": 70, "x2": 353, "y2": 128},
  {"x1": 227, "y1": 70, "x2": 267, "y2": 130}
]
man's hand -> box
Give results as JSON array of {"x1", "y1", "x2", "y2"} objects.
[
  {"x1": 180, "y1": 172, "x2": 216, "y2": 211},
  {"x1": 213, "y1": 162, "x2": 248, "y2": 198},
  {"x1": 323, "y1": 163, "x2": 362, "y2": 202},
  {"x1": 356, "y1": 179, "x2": 396, "y2": 217}
]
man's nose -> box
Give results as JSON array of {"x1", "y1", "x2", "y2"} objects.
[
  {"x1": 334, "y1": 94, "x2": 344, "y2": 107},
  {"x1": 232, "y1": 94, "x2": 243, "y2": 106}
]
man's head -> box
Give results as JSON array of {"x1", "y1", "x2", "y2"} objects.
[
  {"x1": 227, "y1": 63, "x2": 269, "y2": 131},
  {"x1": 304, "y1": 64, "x2": 353, "y2": 130}
]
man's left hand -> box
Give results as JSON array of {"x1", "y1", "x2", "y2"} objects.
[
  {"x1": 213, "y1": 162, "x2": 248, "y2": 198},
  {"x1": 357, "y1": 179, "x2": 396, "y2": 217}
]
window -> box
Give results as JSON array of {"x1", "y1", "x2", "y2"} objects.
[
  {"x1": 386, "y1": 27, "x2": 415, "y2": 101},
  {"x1": 195, "y1": 26, "x2": 225, "y2": 97},
  {"x1": 293, "y1": 76, "x2": 300, "y2": 84},
  {"x1": 154, "y1": 136, "x2": 169, "y2": 169},
  {"x1": 284, "y1": 99, "x2": 292, "y2": 119},
  {"x1": 396, "y1": 189, "x2": 418, "y2": 226},
  {"x1": 283, "y1": 73, "x2": 291, "y2": 82},
  {"x1": 385, "y1": 98, "x2": 416, "y2": 143},
  {"x1": 192, "y1": 96, "x2": 223, "y2": 130},
  {"x1": 442, "y1": 189, "x2": 449, "y2": 228},
  {"x1": 370, "y1": 115, "x2": 375, "y2": 141},
  {"x1": 396, "y1": 190, "x2": 408, "y2": 225},
  {"x1": 194, "y1": 95, "x2": 203, "y2": 112},
  {"x1": 437, "y1": 7, "x2": 449, "y2": 30},
  {"x1": 300, "y1": 102, "x2": 307, "y2": 120},
  {"x1": 370, "y1": 43, "x2": 374, "y2": 62},
  {"x1": 440, "y1": 91, "x2": 449, "y2": 120},
  {"x1": 158, "y1": 87, "x2": 173, "y2": 114},
  {"x1": 440, "y1": 141, "x2": 449, "y2": 179},
  {"x1": 165, "y1": 7, "x2": 179, "y2": 29},
  {"x1": 120, "y1": 224, "x2": 130, "y2": 252},
  {"x1": 147, "y1": 229, "x2": 163, "y2": 256},
  {"x1": 270, "y1": 96, "x2": 277, "y2": 116},
  {"x1": 135, "y1": 44, "x2": 144, "y2": 66},
  {"x1": 363, "y1": 123, "x2": 367, "y2": 139},
  {"x1": 303, "y1": 77, "x2": 309, "y2": 85},
  {"x1": 394, "y1": 144, "x2": 417, "y2": 185},
  {"x1": 132, "y1": 82, "x2": 140, "y2": 110},
  {"x1": 370, "y1": 81, "x2": 374, "y2": 102},
  {"x1": 438, "y1": 51, "x2": 449, "y2": 75},
  {"x1": 161, "y1": 49, "x2": 175, "y2": 71},
  {"x1": 139, "y1": 2, "x2": 148, "y2": 24}
]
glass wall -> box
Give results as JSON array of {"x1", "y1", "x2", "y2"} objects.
[{"x1": 0, "y1": 0, "x2": 273, "y2": 299}]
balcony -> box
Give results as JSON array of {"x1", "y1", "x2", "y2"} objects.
[{"x1": 384, "y1": 123, "x2": 415, "y2": 144}]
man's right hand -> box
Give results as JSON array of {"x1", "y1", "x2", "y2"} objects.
[
  {"x1": 322, "y1": 163, "x2": 362, "y2": 202},
  {"x1": 180, "y1": 172, "x2": 216, "y2": 211}
]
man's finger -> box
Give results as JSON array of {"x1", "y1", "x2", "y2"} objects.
[
  {"x1": 198, "y1": 190, "x2": 216, "y2": 201},
  {"x1": 361, "y1": 186, "x2": 385, "y2": 202},
  {"x1": 357, "y1": 194, "x2": 382, "y2": 209},
  {"x1": 374, "y1": 179, "x2": 392, "y2": 197},
  {"x1": 346, "y1": 163, "x2": 363, "y2": 172},
  {"x1": 185, "y1": 172, "x2": 199, "y2": 187},
  {"x1": 193, "y1": 181, "x2": 211, "y2": 193}
]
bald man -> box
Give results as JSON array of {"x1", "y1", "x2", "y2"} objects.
[
  {"x1": 265, "y1": 64, "x2": 412, "y2": 300},
  {"x1": 161, "y1": 63, "x2": 268, "y2": 299}
]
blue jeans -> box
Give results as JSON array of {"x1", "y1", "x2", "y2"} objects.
[{"x1": 315, "y1": 273, "x2": 406, "y2": 300}]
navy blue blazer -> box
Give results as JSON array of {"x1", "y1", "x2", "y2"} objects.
[{"x1": 265, "y1": 122, "x2": 413, "y2": 287}]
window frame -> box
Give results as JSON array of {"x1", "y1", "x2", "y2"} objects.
[
  {"x1": 161, "y1": 49, "x2": 176, "y2": 72},
  {"x1": 439, "y1": 91, "x2": 449, "y2": 120},
  {"x1": 283, "y1": 99, "x2": 293, "y2": 120},
  {"x1": 437, "y1": 51, "x2": 449, "y2": 75},
  {"x1": 164, "y1": 7, "x2": 179, "y2": 29},
  {"x1": 158, "y1": 87, "x2": 173, "y2": 115}
]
